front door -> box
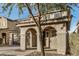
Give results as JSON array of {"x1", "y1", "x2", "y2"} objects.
[{"x1": 2, "y1": 33, "x2": 6, "y2": 44}]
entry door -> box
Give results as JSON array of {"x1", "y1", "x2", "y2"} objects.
[{"x1": 2, "y1": 33, "x2": 6, "y2": 44}]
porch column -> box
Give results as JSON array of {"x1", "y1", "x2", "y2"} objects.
[
  {"x1": 9, "y1": 33, "x2": 13, "y2": 46},
  {"x1": 46, "y1": 31, "x2": 51, "y2": 48},
  {"x1": 46, "y1": 38, "x2": 50, "y2": 48},
  {"x1": 20, "y1": 28, "x2": 26, "y2": 50},
  {"x1": 37, "y1": 29, "x2": 41, "y2": 51},
  {"x1": 30, "y1": 32, "x2": 32, "y2": 48},
  {"x1": 57, "y1": 32, "x2": 66, "y2": 55}
]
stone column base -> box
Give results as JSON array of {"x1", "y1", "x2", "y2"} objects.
[{"x1": 57, "y1": 50, "x2": 66, "y2": 55}]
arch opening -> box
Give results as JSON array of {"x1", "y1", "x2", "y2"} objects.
[
  {"x1": 43, "y1": 26, "x2": 57, "y2": 49},
  {"x1": 25, "y1": 28, "x2": 37, "y2": 48}
]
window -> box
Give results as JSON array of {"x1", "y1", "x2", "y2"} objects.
[
  {"x1": 46, "y1": 14, "x2": 50, "y2": 19},
  {"x1": 54, "y1": 12, "x2": 62, "y2": 18},
  {"x1": 2, "y1": 33, "x2": 6, "y2": 38},
  {"x1": 3, "y1": 21, "x2": 6, "y2": 26},
  {"x1": 43, "y1": 14, "x2": 50, "y2": 20}
]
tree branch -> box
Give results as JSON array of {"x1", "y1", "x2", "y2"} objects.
[
  {"x1": 36, "y1": 3, "x2": 41, "y2": 25},
  {"x1": 24, "y1": 3, "x2": 39, "y2": 27}
]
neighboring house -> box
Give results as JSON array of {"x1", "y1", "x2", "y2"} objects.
[
  {"x1": 0, "y1": 17, "x2": 19, "y2": 45},
  {"x1": 17, "y1": 10, "x2": 72, "y2": 55}
]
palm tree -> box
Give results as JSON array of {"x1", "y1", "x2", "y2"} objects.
[{"x1": 1, "y1": 3, "x2": 78, "y2": 56}]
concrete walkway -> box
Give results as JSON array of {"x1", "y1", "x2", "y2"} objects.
[
  {"x1": 0, "y1": 46, "x2": 20, "y2": 50},
  {"x1": 0, "y1": 46, "x2": 36, "y2": 56},
  {"x1": 0, "y1": 46, "x2": 58, "y2": 56}
]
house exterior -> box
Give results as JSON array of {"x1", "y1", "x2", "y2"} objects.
[
  {"x1": 17, "y1": 10, "x2": 71, "y2": 55},
  {"x1": 0, "y1": 17, "x2": 19, "y2": 46}
]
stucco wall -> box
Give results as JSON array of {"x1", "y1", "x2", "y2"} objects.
[
  {"x1": 0, "y1": 17, "x2": 19, "y2": 45},
  {"x1": 19, "y1": 22, "x2": 67, "y2": 55}
]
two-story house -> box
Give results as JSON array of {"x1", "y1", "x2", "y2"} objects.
[
  {"x1": 17, "y1": 10, "x2": 71, "y2": 55},
  {"x1": 0, "y1": 17, "x2": 19, "y2": 46}
]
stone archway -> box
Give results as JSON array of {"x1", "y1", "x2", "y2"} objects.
[
  {"x1": 43, "y1": 26, "x2": 57, "y2": 49},
  {"x1": 26, "y1": 28, "x2": 37, "y2": 48}
]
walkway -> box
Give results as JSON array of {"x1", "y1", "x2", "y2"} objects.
[
  {"x1": 0, "y1": 46, "x2": 59, "y2": 56},
  {"x1": 0, "y1": 46, "x2": 36, "y2": 56}
]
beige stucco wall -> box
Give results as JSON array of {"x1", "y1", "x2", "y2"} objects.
[
  {"x1": 19, "y1": 22, "x2": 67, "y2": 55},
  {"x1": 18, "y1": 10, "x2": 70, "y2": 55}
]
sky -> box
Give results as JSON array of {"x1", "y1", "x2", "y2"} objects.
[
  {"x1": 0, "y1": 5, "x2": 30, "y2": 20},
  {"x1": 70, "y1": 6, "x2": 79, "y2": 32},
  {"x1": 0, "y1": 4, "x2": 79, "y2": 32}
]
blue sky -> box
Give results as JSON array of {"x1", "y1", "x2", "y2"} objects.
[
  {"x1": 0, "y1": 4, "x2": 79, "y2": 32},
  {"x1": 0, "y1": 5, "x2": 30, "y2": 20},
  {"x1": 70, "y1": 6, "x2": 79, "y2": 32}
]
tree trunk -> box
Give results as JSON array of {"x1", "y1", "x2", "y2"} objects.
[
  {"x1": 38, "y1": 25, "x2": 45, "y2": 56},
  {"x1": 25, "y1": 3, "x2": 45, "y2": 56}
]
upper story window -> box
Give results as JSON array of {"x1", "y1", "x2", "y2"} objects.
[
  {"x1": 54, "y1": 12, "x2": 62, "y2": 18},
  {"x1": 43, "y1": 16, "x2": 46, "y2": 20},
  {"x1": 3, "y1": 21, "x2": 6, "y2": 26},
  {"x1": 0, "y1": 21, "x2": 6, "y2": 27},
  {"x1": 46, "y1": 14, "x2": 50, "y2": 19},
  {"x1": 42, "y1": 14, "x2": 50, "y2": 20}
]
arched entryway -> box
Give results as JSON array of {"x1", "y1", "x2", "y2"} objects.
[
  {"x1": 26, "y1": 28, "x2": 37, "y2": 48},
  {"x1": 43, "y1": 26, "x2": 57, "y2": 49}
]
